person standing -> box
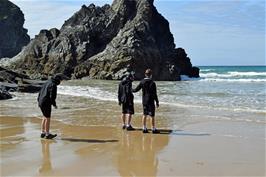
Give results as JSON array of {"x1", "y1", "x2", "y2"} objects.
[
  {"x1": 133, "y1": 69, "x2": 160, "y2": 134},
  {"x1": 118, "y1": 73, "x2": 135, "y2": 131},
  {"x1": 38, "y1": 74, "x2": 63, "y2": 139}
]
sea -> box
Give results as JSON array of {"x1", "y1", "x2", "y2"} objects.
[{"x1": 1, "y1": 66, "x2": 265, "y2": 138}]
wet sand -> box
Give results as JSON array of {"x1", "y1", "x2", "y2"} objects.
[{"x1": 1, "y1": 114, "x2": 265, "y2": 177}]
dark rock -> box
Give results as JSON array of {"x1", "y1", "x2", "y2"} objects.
[
  {"x1": 189, "y1": 67, "x2": 200, "y2": 78},
  {"x1": 0, "y1": 66, "x2": 29, "y2": 83},
  {"x1": 7, "y1": 0, "x2": 199, "y2": 80},
  {"x1": 0, "y1": 0, "x2": 30, "y2": 58},
  {"x1": 18, "y1": 84, "x2": 42, "y2": 93},
  {"x1": 173, "y1": 48, "x2": 200, "y2": 78},
  {"x1": 0, "y1": 82, "x2": 17, "y2": 91},
  {"x1": 0, "y1": 66, "x2": 45, "y2": 93},
  {"x1": 0, "y1": 86, "x2": 12, "y2": 100}
]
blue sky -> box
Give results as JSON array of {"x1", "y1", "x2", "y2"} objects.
[{"x1": 10, "y1": 0, "x2": 265, "y2": 66}]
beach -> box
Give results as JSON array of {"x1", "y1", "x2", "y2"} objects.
[
  {"x1": 1, "y1": 66, "x2": 266, "y2": 176},
  {"x1": 0, "y1": 0, "x2": 265, "y2": 175},
  {"x1": 1, "y1": 114, "x2": 265, "y2": 176},
  {"x1": 1, "y1": 96, "x2": 265, "y2": 176}
]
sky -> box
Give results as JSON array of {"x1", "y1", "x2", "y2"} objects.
[{"x1": 9, "y1": 0, "x2": 265, "y2": 66}]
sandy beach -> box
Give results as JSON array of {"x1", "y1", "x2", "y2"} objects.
[
  {"x1": 1, "y1": 108, "x2": 265, "y2": 176},
  {"x1": 0, "y1": 79, "x2": 265, "y2": 177},
  {"x1": 0, "y1": 0, "x2": 265, "y2": 176}
]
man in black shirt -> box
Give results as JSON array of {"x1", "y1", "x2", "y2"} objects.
[
  {"x1": 133, "y1": 69, "x2": 160, "y2": 134},
  {"x1": 38, "y1": 74, "x2": 63, "y2": 139},
  {"x1": 118, "y1": 73, "x2": 135, "y2": 131}
]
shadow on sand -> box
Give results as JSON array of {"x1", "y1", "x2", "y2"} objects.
[
  {"x1": 130, "y1": 128, "x2": 211, "y2": 136},
  {"x1": 60, "y1": 138, "x2": 118, "y2": 143}
]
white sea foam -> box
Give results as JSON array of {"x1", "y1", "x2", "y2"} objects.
[
  {"x1": 180, "y1": 75, "x2": 201, "y2": 81},
  {"x1": 57, "y1": 85, "x2": 266, "y2": 115},
  {"x1": 200, "y1": 78, "x2": 266, "y2": 82},
  {"x1": 58, "y1": 85, "x2": 117, "y2": 102},
  {"x1": 228, "y1": 71, "x2": 266, "y2": 76},
  {"x1": 200, "y1": 71, "x2": 266, "y2": 81}
]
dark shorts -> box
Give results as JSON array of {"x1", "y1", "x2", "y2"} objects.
[
  {"x1": 143, "y1": 104, "x2": 155, "y2": 117},
  {"x1": 122, "y1": 103, "x2": 134, "y2": 115},
  {"x1": 40, "y1": 105, "x2": 52, "y2": 118}
]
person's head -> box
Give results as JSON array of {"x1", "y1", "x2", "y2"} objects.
[
  {"x1": 124, "y1": 72, "x2": 134, "y2": 82},
  {"x1": 52, "y1": 75, "x2": 62, "y2": 85},
  {"x1": 145, "y1": 69, "x2": 152, "y2": 78},
  {"x1": 128, "y1": 73, "x2": 134, "y2": 81},
  {"x1": 52, "y1": 73, "x2": 69, "y2": 85}
]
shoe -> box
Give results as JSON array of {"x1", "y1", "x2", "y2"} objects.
[
  {"x1": 152, "y1": 129, "x2": 160, "y2": 134},
  {"x1": 143, "y1": 129, "x2": 149, "y2": 133},
  {"x1": 122, "y1": 125, "x2": 126, "y2": 129},
  {"x1": 126, "y1": 125, "x2": 135, "y2": 131},
  {"x1": 45, "y1": 133, "x2": 57, "y2": 139},
  {"x1": 40, "y1": 133, "x2": 46, "y2": 138}
]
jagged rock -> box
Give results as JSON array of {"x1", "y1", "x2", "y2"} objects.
[
  {"x1": 0, "y1": 0, "x2": 30, "y2": 58},
  {"x1": 0, "y1": 87, "x2": 12, "y2": 100},
  {"x1": 7, "y1": 0, "x2": 199, "y2": 80},
  {"x1": 173, "y1": 48, "x2": 200, "y2": 77},
  {"x1": 0, "y1": 66, "x2": 29, "y2": 83},
  {"x1": 0, "y1": 66, "x2": 46, "y2": 93}
]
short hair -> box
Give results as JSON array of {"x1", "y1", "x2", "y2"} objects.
[{"x1": 145, "y1": 69, "x2": 152, "y2": 77}]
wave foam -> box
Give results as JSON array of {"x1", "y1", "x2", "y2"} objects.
[
  {"x1": 200, "y1": 71, "x2": 266, "y2": 82},
  {"x1": 200, "y1": 78, "x2": 266, "y2": 82},
  {"x1": 58, "y1": 85, "x2": 266, "y2": 115},
  {"x1": 58, "y1": 85, "x2": 117, "y2": 102},
  {"x1": 228, "y1": 71, "x2": 266, "y2": 76}
]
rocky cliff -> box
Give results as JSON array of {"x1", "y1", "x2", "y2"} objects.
[
  {"x1": 0, "y1": 0, "x2": 30, "y2": 58},
  {"x1": 8, "y1": 0, "x2": 199, "y2": 80}
]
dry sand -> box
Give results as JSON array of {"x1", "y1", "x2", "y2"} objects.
[{"x1": 1, "y1": 114, "x2": 265, "y2": 177}]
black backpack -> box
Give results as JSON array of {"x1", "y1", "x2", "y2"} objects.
[{"x1": 121, "y1": 82, "x2": 132, "y2": 104}]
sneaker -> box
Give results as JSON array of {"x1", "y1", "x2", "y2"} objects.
[
  {"x1": 122, "y1": 125, "x2": 126, "y2": 129},
  {"x1": 45, "y1": 133, "x2": 57, "y2": 139},
  {"x1": 126, "y1": 125, "x2": 135, "y2": 131},
  {"x1": 152, "y1": 129, "x2": 160, "y2": 134},
  {"x1": 143, "y1": 128, "x2": 149, "y2": 133},
  {"x1": 40, "y1": 133, "x2": 46, "y2": 138}
]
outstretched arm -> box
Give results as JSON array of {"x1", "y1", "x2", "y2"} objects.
[{"x1": 132, "y1": 82, "x2": 142, "y2": 93}]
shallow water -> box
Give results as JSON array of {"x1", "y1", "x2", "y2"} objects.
[
  {"x1": 1, "y1": 66, "x2": 265, "y2": 176},
  {"x1": 1, "y1": 66, "x2": 265, "y2": 138}
]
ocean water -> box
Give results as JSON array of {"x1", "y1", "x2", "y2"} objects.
[{"x1": 1, "y1": 66, "x2": 265, "y2": 132}]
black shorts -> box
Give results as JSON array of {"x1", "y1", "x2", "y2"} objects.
[
  {"x1": 40, "y1": 105, "x2": 52, "y2": 118},
  {"x1": 143, "y1": 104, "x2": 155, "y2": 117},
  {"x1": 122, "y1": 103, "x2": 134, "y2": 115}
]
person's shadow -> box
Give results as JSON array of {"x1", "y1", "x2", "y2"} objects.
[{"x1": 39, "y1": 139, "x2": 55, "y2": 174}]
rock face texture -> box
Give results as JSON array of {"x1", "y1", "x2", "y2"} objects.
[
  {"x1": 0, "y1": 66, "x2": 45, "y2": 93},
  {"x1": 0, "y1": 0, "x2": 30, "y2": 58},
  {"x1": 8, "y1": 0, "x2": 199, "y2": 80}
]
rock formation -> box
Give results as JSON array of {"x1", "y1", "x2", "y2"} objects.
[
  {"x1": 7, "y1": 0, "x2": 199, "y2": 80},
  {"x1": 0, "y1": 0, "x2": 30, "y2": 58},
  {"x1": 0, "y1": 87, "x2": 12, "y2": 100},
  {"x1": 0, "y1": 66, "x2": 45, "y2": 93}
]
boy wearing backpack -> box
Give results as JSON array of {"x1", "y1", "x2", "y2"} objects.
[{"x1": 118, "y1": 73, "x2": 135, "y2": 131}]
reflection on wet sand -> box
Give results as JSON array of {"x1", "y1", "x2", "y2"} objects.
[
  {"x1": 39, "y1": 139, "x2": 55, "y2": 175},
  {"x1": 116, "y1": 131, "x2": 169, "y2": 177},
  {"x1": 0, "y1": 116, "x2": 25, "y2": 150}
]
